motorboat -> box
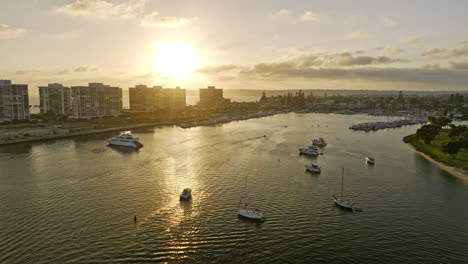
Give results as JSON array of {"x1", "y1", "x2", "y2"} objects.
[
  {"x1": 299, "y1": 147, "x2": 319, "y2": 156},
  {"x1": 305, "y1": 164, "x2": 321, "y2": 173},
  {"x1": 237, "y1": 176, "x2": 266, "y2": 222},
  {"x1": 107, "y1": 133, "x2": 143, "y2": 148},
  {"x1": 180, "y1": 188, "x2": 192, "y2": 200},
  {"x1": 366, "y1": 157, "x2": 375, "y2": 165},
  {"x1": 312, "y1": 138, "x2": 327, "y2": 146}
]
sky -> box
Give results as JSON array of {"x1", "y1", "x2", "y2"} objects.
[{"x1": 1, "y1": 0, "x2": 468, "y2": 96}]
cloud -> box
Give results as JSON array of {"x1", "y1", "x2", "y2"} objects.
[
  {"x1": 372, "y1": 46, "x2": 404, "y2": 54},
  {"x1": 58, "y1": 66, "x2": 99, "y2": 74},
  {"x1": 459, "y1": 40, "x2": 468, "y2": 47},
  {"x1": 238, "y1": 62, "x2": 468, "y2": 86},
  {"x1": 421, "y1": 47, "x2": 468, "y2": 58},
  {"x1": 347, "y1": 31, "x2": 369, "y2": 39},
  {"x1": 55, "y1": 0, "x2": 145, "y2": 19},
  {"x1": 301, "y1": 11, "x2": 318, "y2": 22},
  {"x1": 196, "y1": 65, "x2": 241, "y2": 74},
  {"x1": 446, "y1": 47, "x2": 468, "y2": 58},
  {"x1": 384, "y1": 47, "x2": 404, "y2": 55},
  {"x1": 197, "y1": 53, "x2": 468, "y2": 87},
  {"x1": 141, "y1": 12, "x2": 191, "y2": 27},
  {"x1": 448, "y1": 61, "x2": 468, "y2": 70},
  {"x1": 383, "y1": 17, "x2": 396, "y2": 26},
  {"x1": 330, "y1": 52, "x2": 406, "y2": 66},
  {"x1": 270, "y1": 9, "x2": 292, "y2": 18},
  {"x1": 421, "y1": 48, "x2": 446, "y2": 56},
  {"x1": 15, "y1": 70, "x2": 40, "y2": 75},
  {"x1": 403, "y1": 36, "x2": 428, "y2": 45},
  {"x1": 0, "y1": 24, "x2": 26, "y2": 39},
  {"x1": 74, "y1": 66, "x2": 99, "y2": 72}
]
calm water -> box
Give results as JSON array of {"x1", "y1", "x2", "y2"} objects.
[{"x1": 1, "y1": 113, "x2": 467, "y2": 264}]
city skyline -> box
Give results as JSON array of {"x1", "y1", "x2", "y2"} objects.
[{"x1": 1, "y1": 0, "x2": 468, "y2": 95}]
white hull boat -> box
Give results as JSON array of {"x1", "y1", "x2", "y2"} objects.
[
  {"x1": 312, "y1": 138, "x2": 327, "y2": 146},
  {"x1": 366, "y1": 157, "x2": 375, "y2": 165},
  {"x1": 305, "y1": 164, "x2": 321, "y2": 173},
  {"x1": 107, "y1": 133, "x2": 143, "y2": 148},
  {"x1": 299, "y1": 148, "x2": 319, "y2": 156},
  {"x1": 333, "y1": 195, "x2": 355, "y2": 212},
  {"x1": 333, "y1": 168, "x2": 360, "y2": 213},
  {"x1": 237, "y1": 208, "x2": 266, "y2": 221},
  {"x1": 238, "y1": 176, "x2": 266, "y2": 222}
]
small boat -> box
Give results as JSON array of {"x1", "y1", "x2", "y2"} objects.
[
  {"x1": 333, "y1": 168, "x2": 358, "y2": 212},
  {"x1": 366, "y1": 157, "x2": 375, "y2": 165},
  {"x1": 107, "y1": 133, "x2": 143, "y2": 148},
  {"x1": 180, "y1": 188, "x2": 192, "y2": 200},
  {"x1": 299, "y1": 147, "x2": 319, "y2": 156},
  {"x1": 237, "y1": 176, "x2": 266, "y2": 222},
  {"x1": 312, "y1": 137, "x2": 327, "y2": 146},
  {"x1": 305, "y1": 164, "x2": 321, "y2": 173}
]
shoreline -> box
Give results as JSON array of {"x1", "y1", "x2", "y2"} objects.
[
  {"x1": 0, "y1": 110, "x2": 288, "y2": 146},
  {"x1": 406, "y1": 143, "x2": 468, "y2": 184},
  {"x1": 0, "y1": 121, "x2": 175, "y2": 146}
]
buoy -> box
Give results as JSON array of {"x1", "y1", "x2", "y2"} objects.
[{"x1": 134, "y1": 215, "x2": 137, "y2": 223}]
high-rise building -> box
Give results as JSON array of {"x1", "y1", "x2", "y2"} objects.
[
  {"x1": 39, "y1": 83, "x2": 71, "y2": 115},
  {"x1": 0, "y1": 80, "x2": 30, "y2": 121},
  {"x1": 71, "y1": 83, "x2": 122, "y2": 118},
  {"x1": 129, "y1": 85, "x2": 186, "y2": 112},
  {"x1": 198, "y1": 86, "x2": 230, "y2": 108}
]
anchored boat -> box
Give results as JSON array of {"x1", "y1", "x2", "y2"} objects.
[
  {"x1": 305, "y1": 164, "x2": 321, "y2": 173},
  {"x1": 312, "y1": 137, "x2": 327, "y2": 146},
  {"x1": 237, "y1": 176, "x2": 266, "y2": 222},
  {"x1": 333, "y1": 168, "x2": 359, "y2": 213},
  {"x1": 180, "y1": 188, "x2": 192, "y2": 200}
]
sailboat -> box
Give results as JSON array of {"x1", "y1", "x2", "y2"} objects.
[
  {"x1": 333, "y1": 168, "x2": 358, "y2": 212},
  {"x1": 237, "y1": 176, "x2": 266, "y2": 222}
]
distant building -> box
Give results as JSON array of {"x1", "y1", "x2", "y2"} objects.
[
  {"x1": 71, "y1": 83, "x2": 122, "y2": 118},
  {"x1": 198, "y1": 86, "x2": 230, "y2": 108},
  {"x1": 0, "y1": 80, "x2": 29, "y2": 121},
  {"x1": 129, "y1": 85, "x2": 186, "y2": 112},
  {"x1": 39, "y1": 83, "x2": 71, "y2": 115}
]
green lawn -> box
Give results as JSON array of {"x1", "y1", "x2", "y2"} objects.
[{"x1": 404, "y1": 131, "x2": 468, "y2": 172}]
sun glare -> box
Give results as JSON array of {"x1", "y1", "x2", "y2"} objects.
[{"x1": 154, "y1": 43, "x2": 199, "y2": 81}]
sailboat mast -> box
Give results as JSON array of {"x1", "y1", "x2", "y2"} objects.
[
  {"x1": 341, "y1": 168, "x2": 344, "y2": 200},
  {"x1": 244, "y1": 175, "x2": 247, "y2": 197}
]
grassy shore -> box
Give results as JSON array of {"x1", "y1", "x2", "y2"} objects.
[{"x1": 404, "y1": 131, "x2": 468, "y2": 182}]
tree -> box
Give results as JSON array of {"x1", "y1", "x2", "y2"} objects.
[
  {"x1": 448, "y1": 125, "x2": 468, "y2": 137},
  {"x1": 428, "y1": 116, "x2": 452, "y2": 128},
  {"x1": 441, "y1": 140, "x2": 462, "y2": 158},
  {"x1": 416, "y1": 124, "x2": 440, "y2": 144}
]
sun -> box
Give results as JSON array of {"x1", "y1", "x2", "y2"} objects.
[{"x1": 154, "y1": 43, "x2": 199, "y2": 81}]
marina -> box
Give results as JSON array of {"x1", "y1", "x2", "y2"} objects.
[
  {"x1": 1, "y1": 113, "x2": 466, "y2": 263},
  {"x1": 349, "y1": 119, "x2": 428, "y2": 131}
]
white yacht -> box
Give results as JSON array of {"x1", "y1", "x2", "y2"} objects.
[
  {"x1": 180, "y1": 188, "x2": 192, "y2": 200},
  {"x1": 107, "y1": 133, "x2": 143, "y2": 148},
  {"x1": 366, "y1": 157, "x2": 375, "y2": 165},
  {"x1": 237, "y1": 176, "x2": 266, "y2": 222},
  {"x1": 305, "y1": 164, "x2": 321, "y2": 173},
  {"x1": 299, "y1": 147, "x2": 319, "y2": 156},
  {"x1": 312, "y1": 138, "x2": 327, "y2": 146}
]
